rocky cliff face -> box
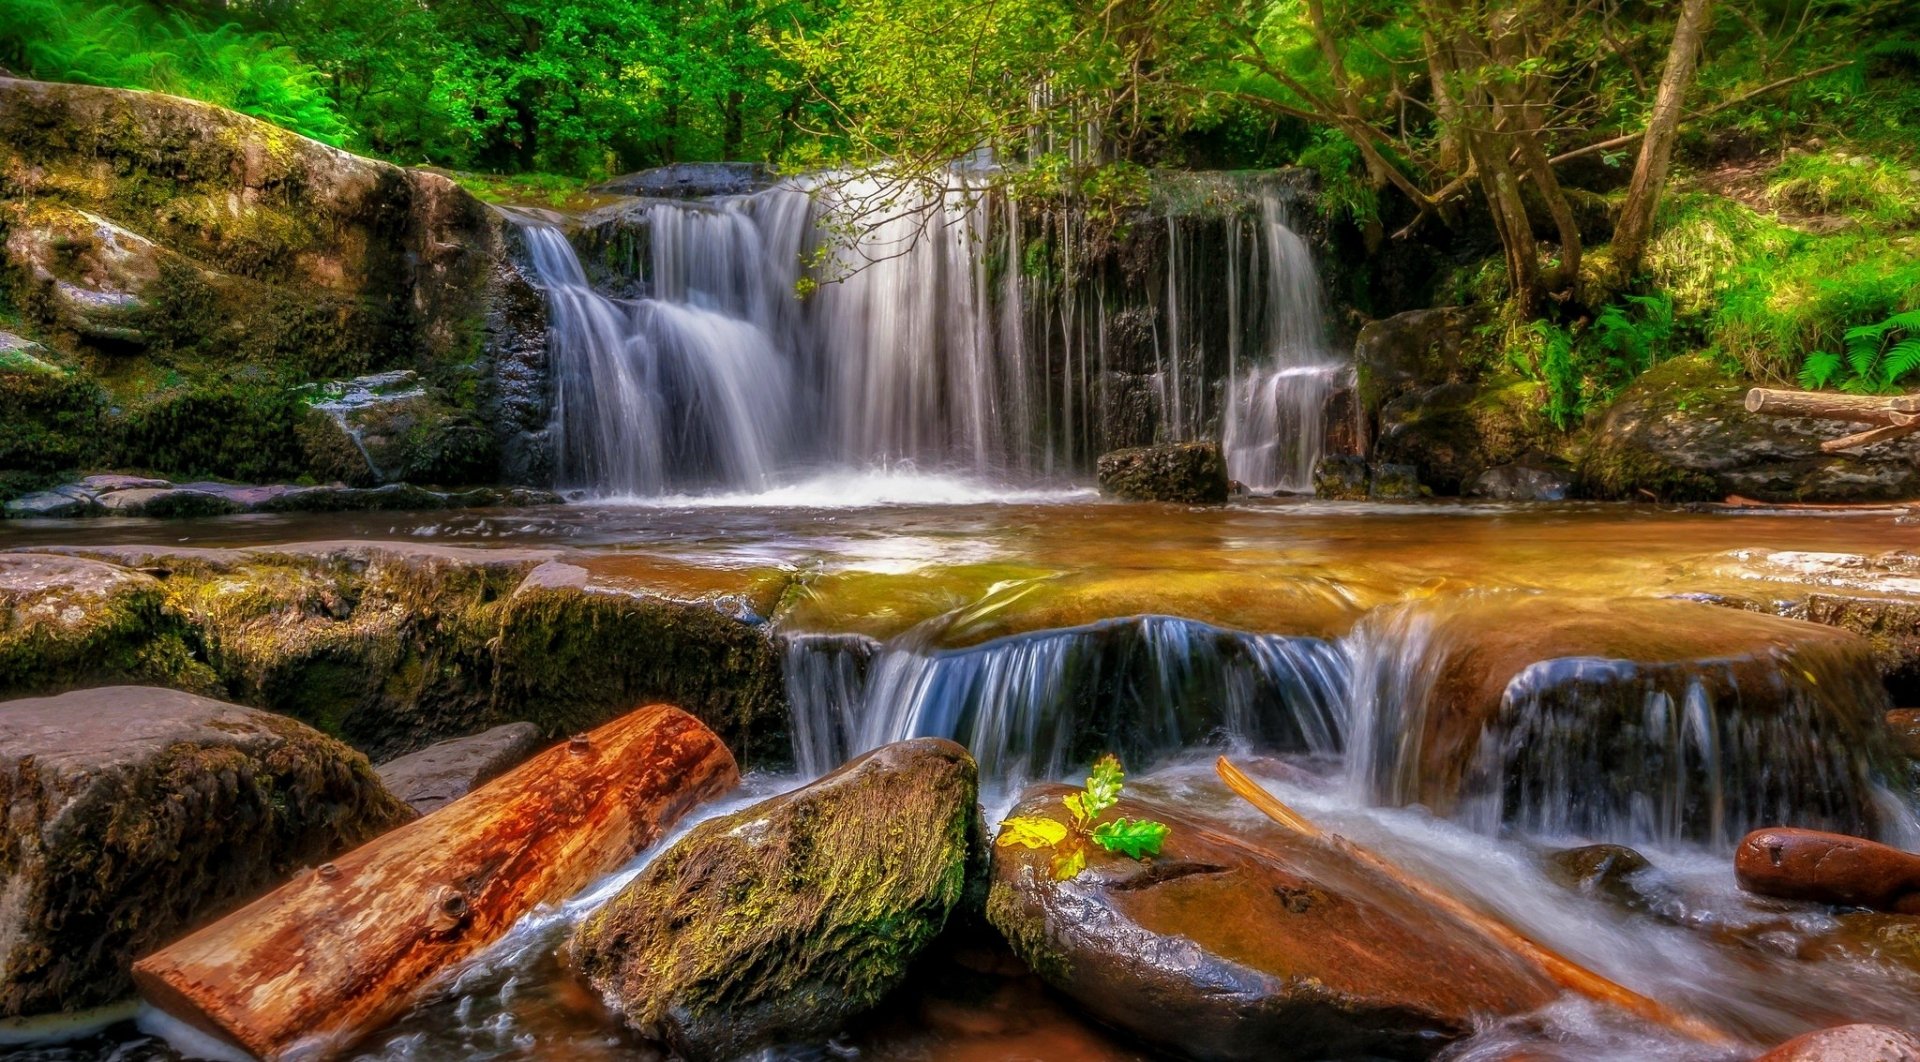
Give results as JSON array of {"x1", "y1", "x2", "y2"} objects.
[{"x1": 0, "y1": 77, "x2": 547, "y2": 495}]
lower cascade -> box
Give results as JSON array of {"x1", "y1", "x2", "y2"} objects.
[{"x1": 514, "y1": 175, "x2": 1347, "y2": 497}]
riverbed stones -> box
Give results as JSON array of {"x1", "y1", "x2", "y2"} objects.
[
  {"x1": 1096, "y1": 442, "x2": 1230, "y2": 504},
  {"x1": 375, "y1": 722, "x2": 545, "y2": 814},
  {"x1": 1735, "y1": 828, "x2": 1920, "y2": 913},
  {"x1": 0, "y1": 552, "x2": 213, "y2": 696},
  {"x1": 570, "y1": 738, "x2": 981, "y2": 1060},
  {"x1": 0, "y1": 686, "x2": 413, "y2": 1018},
  {"x1": 986, "y1": 784, "x2": 1558, "y2": 1061},
  {"x1": 1755, "y1": 1024, "x2": 1920, "y2": 1062},
  {"x1": 1358, "y1": 593, "x2": 1890, "y2": 841}
]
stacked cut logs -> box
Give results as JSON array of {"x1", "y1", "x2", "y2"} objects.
[{"x1": 1745, "y1": 388, "x2": 1920, "y2": 453}]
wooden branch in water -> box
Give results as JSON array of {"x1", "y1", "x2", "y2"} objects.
[
  {"x1": 133, "y1": 705, "x2": 739, "y2": 1062},
  {"x1": 1214, "y1": 757, "x2": 1738, "y2": 1048}
]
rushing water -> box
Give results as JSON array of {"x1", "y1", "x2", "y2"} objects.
[{"x1": 516, "y1": 174, "x2": 1345, "y2": 498}]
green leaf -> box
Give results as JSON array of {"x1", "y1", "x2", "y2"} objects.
[
  {"x1": 1091, "y1": 817, "x2": 1170, "y2": 860},
  {"x1": 997, "y1": 816, "x2": 1068, "y2": 849},
  {"x1": 1799, "y1": 350, "x2": 1843, "y2": 390},
  {"x1": 1081, "y1": 754, "x2": 1124, "y2": 819}
]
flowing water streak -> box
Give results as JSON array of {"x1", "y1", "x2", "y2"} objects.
[
  {"x1": 784, "y1": 615, "x2": 1349, "y2": 782},
  {"x1": 1222, "y1": 188, "x2": 1350, "y2": 493}
]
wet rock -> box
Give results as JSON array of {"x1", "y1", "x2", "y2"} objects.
[
  {"x1": 1580, "y1": 355, "x2": 1920, "y2": 503},
  {"x1": 297, "y1": 371, "x2": 499, "y2": 487},
  {"x1": 987, "y1": 786, "x2": 1558, "y2": 1062},
  {"x1": 2, "y1": 486, "x2": 99, "y2": 518},
  {"x1": 1353, "y1": 306, "x2": 1485, "y2": 411},
  {"x1": 1369, "y1": 462, "x2": 1424, "y2": 500},
  {"x1": 1096, "y1": 442, "x2": 1230, "y2": 504},
  {"x1": 1735, "y1": 828, "x2": 1920, "y2": 913},
  {"x1": 1887, "y1": 710, "x2": 1920, "y2": 760},
  {"x1": 0, "y1": 553, "x2": 214, "y2": 696},
  {"x1": 1374, "y1": 378, "x2": 1552, "y2": 495},
  {"x1": 484, "y1": 250, "x2": 554, "y2": 485},
  {"x1": 0, "y1": 686, "x2": 413, "y2": 1018},
  {"x1": 593, "y1": 162, "x2": 773, "y2": 198},
  {"x1": 1754, "y1": 1024, "x2": 1920, "y2": 1062},
  {"x1": 571, "y1": 739, "x2": 980, "y2": 1061},
  {"x1": 1313, "y1": 454, "x2": 1370, "y2": 499},
  {"x1": 375, "y1": 722, "x2": 545, "y2": 814},
  {"x1": 1545, "y1": 844, "x2": 1653, "y2": 908},
  {"x1": 1468, "y1": 460, "x2": 1575, "y2": 502},
  {"x1": 1354, "y1": 593, "x2": 1891, "y2": 842},
  {"x1": 1804, "y1": 594, "x2": 1920, "y2": 705},
  {"x1": 491, "y1": 557, "x2": 793, "y2": 762}
]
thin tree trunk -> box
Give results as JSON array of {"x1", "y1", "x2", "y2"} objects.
[{"x1": 1611, "y1": 0, "x2": 1713, "y2": 278}]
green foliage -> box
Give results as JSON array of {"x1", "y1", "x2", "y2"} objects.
[
  {"x1": 114, "y1": 381, "x2": 307, "y2": 481},
  {"x1": 0, "y1": 0, "x2": 350, "y2": 144},
  {"x1": 1766, "y1": 152, "x2": 1920, "y2": 227},
  {"x1": 1516, "y1": 294, "x2": 1677, "y2": 429},
  {"x1": 1799, "y1": 309, "x2": 1920, "y2": 393},
  {"x1": 998, "y1": 754, "x2": 1169, "y2": 880}
]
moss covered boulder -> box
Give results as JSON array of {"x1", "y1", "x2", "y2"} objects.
[
  {"x1": 1579, "y1": 355, "x2": 1920, "y2": 502},
  {"x1": 1096, "y1": 442, "x2": 1229, "y2": 504},
  {"x1": 986, "y1": 782, "x2": 1558, "y2": 1061},
  {"x1": 570, "y1": 738, "x2": 981, "y2": 1060},
  {"x1": 0, "y1": 76, "x2": 532, "y2": 486},
  {"x1": 0, "y1": 685, "x2": 413, "y2": 1018},
  {"x1": 1373, "y1": 377, "x2": 1554, "y2": 494},
  {"x1": 0, "y1": 552, "x2": 214, "y2": 696}
]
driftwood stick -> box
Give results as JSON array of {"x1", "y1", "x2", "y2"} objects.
[
  {"x1": 134, "y1": 705, "x2": 739, "y2": 1061},
  {"x1": 1744, "y1": 387, "x2": 1920, "y2": 424},
  {"x1": 1214, "y1": 757, "x2": 1737, "y2": 1048},
  {"x1": 1819, "y1": 414, "x2": 1920, "y2": 453}
]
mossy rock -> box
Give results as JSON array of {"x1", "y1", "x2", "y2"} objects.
[
  {"x1": 570, "y1": 739, "x2": 981, "y2": 1060},
  {"x1": 1373, "y1": 376, "x2": 1554, "y2": 494},
  {"x1": 1578, "y1": 354, "x2": 1920, "y2": 502},
  {"x1": 1096, "y1": 442, "x2": 1229, "y2": 504},
  {"x1": 0, "y1": 552, "x2": 215, "y2": 696},
  {"x1": 0, "y1": 686, "x2": 413, "y2": 1018},
  {"x1": 491, "y1": 558, "x2": 793, "y2": 762}
]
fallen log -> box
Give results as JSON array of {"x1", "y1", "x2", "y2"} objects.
[
  {"x1": 1215, "y1": 757, "x2": 1737, "y2": 1048},
  {"x1": 1743, "y1": 388, "x2": 1920, "y2": 424},
  {"x1": 133, "y1": 705, "x2": 738, "y2": 1061}
]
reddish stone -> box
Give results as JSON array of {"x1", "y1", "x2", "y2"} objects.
[
  {"x1": 1886, "y1": 710, "x2": 1920, "y2": 760},
  {"x1": 1755, "y1": 1024, "x2": 1920, "y2": 1062},
  {"x1": 1736, "y1": 828, "x2": 1920, "y2": 913}
]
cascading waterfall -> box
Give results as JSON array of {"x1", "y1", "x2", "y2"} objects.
[
  {"x1": 783, "y1": 617, "x2": 1349, "y2": 781},
  {"x1": 512, "y1": 171, "x2": 1343, "y2": 497},
  {"x1": 1221, "y1": 189, "x2": 1351, "y2": 493}
]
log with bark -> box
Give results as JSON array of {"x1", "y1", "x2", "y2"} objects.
[
  {"x1": 1744, "y1": 387, "x2": 1920, "y2": 453},
  {"x1": 132, "y1": 704, "x2": 739, "y2": 1061}
]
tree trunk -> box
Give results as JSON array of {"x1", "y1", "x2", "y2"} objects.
[
  {"x1": 132, "y1": 705, "x2": 739, "y2": 1062},
  {"x1": 1611, "y1": 0, "x2": 1714, "y2": 279}
]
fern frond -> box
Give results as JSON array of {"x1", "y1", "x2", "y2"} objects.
[
  {"x1": 1799, "y1": 350, "x2": 1843, "y2": 390},
  {"x1": 1884, "y1": 337, "x2": 1920, "y2": 385}
]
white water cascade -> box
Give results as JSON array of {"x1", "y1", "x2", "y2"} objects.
[
  {"x1": 1221, "y1": 189, "x2": 1352, "y2": 493},
  {"x1": 513, "y1": 172, "x2": 1344, "y2": 498}
]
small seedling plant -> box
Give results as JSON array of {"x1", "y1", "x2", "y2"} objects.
[{"x1": 996, "y1": 755, "x2": 1170, "y2": 880}]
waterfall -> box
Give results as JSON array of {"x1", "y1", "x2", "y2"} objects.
[
  {"x1": 1222, "y1": 189, "x2": 1349, "y2": 493},
  {"x1": 783, "y1": 616, "x2": 1349, "y2": 782},
  {"x1": 512, "y1": 172, "x2": 1339, "y2": 498}
]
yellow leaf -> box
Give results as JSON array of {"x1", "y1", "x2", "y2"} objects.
[
  {"x1": 997, "y1": 816, "x2": 1068, "y2": 849},
  {"x1": 1051, "y1": 845, "x2": 1088, "y2": 880}
]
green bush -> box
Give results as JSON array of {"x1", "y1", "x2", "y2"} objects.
[
  {"x1": 1799, "y1": 309, "x2": 1920, "y2": 393},
  {"x1": 1513, "y1": 294, "x2": 1677, "y2": 429},
  {"x1": 114, "y1": 381, "x2": 308, "y2": 481}
]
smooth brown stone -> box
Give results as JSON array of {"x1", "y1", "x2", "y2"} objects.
[
  {"x1": 1755, "y1": 1024, "x2": 1920, "y2": 1062},
  {"x1": 1736, "y1": 828, "x2": 1920, "y2": 913}
]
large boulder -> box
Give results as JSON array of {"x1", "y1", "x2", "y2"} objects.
[
  {"x1": 1353, "y1": 306, "x2": 1485, "y2": 413},
  {"x1": 1348, "y1": 592, "x2": 1893, "y2": 843},
  {"x1": 1096, "y1": 442, "x2": 1230, "y2": 504},
  {"x1": 986, "y1": 784, "x2": 1558, "y2": 1061},
  {"x1": 1579, "y1": 355, "x2": 1920, "y2": 502},
  {"x1": 0, "y1": 77, "x2": 525, "y2": 487},
  {"x1": 1373, "y1": 377, "x2": 1555, "y2": 494},
  {"x1": 0, "y1": 553, "x2": 214, "y2": 696},
  {"x1": 375, "y1": 722, "x2": 545, "y2": 814},
  {"x1": 570, "y1": 739, "x2": 981, "y2": 1060},
  {"x1": 0, "y1": 686, "x2": 413, "y2": 1018}
]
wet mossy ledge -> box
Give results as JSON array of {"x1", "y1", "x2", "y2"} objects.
[
  {"x1": 0, "y1": 544, "x2": 797, "y2": 761},
  {"x1": 0, "y1": 78, "x2": 550, "y2": 500}
]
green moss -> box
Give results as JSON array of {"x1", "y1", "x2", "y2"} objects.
[{"x1": 0, "y1": 573, "x2": 218, "y2": 698}]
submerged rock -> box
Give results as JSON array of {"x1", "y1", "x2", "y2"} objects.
[
  {"x1": 570, "y1": 739, "x2": 981, "y2": 1060},
  {"x1": 986, "y1": 785, "x2": 1557, "y2": 1061},
  {"x1": 1580, "y1": 355, "x2": 1920, "y2": 503},
  {"x1": 374, "y1": 721, "x2": 545, "y2": 814},
  {"x1": 0, "y1": 686, "x2": 413, "y2": 1018},
  {"x1": 1754, "y1": 1024, "x2": 1920, "y2": 1062},
  {"x1": 1096, "y1": 442, "x2": 1230, "y2": 504},
  {"x1": 1468, "y1": 460, "x2": 1575, "y2": 502},
  {"x1": 1735, "y1": 828, "x2": 1920, "y2": 913},
  {"x1": 1544, "y1": 843, "x2": 1655, "y2": 909}
]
